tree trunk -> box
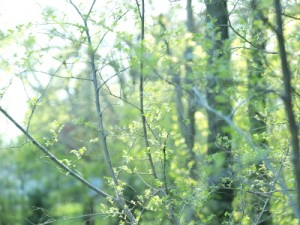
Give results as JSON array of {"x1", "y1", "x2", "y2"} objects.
[
  {"x1": 158, "y1": 2, "x2": 197, "y2": 179},
  {"x1": 274, "y1": 0, "x2": 300, "y2": 221},
  {"x1": 247, "y1": 1, "x2": 273, "y2": 224},
  {"x1": 83, "y1": 199, "x2": 95, "y2": 225},
  {"x1": 204, "y1": 0, "x2": 234, "y2": 223},
  {"x1": 184, "y1": 0, "x2": 197, "y2": 178}
]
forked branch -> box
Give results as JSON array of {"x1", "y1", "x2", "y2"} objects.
[{"x1": 69, "y1": 1, "x2": 136, "y2": 223}]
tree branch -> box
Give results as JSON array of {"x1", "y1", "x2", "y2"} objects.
[
  {"x1": 274, "y1": 0, "x2": 300, "y2": 220},
  {"x1": 137, "y1": 0, "x2": 158, "y2": 179},
  {"x1": 70, "y1": 1, "x2": 136, "y2": 223},
  {"x1": 0, "y1": 105, "x2": 114, "y2": 200}
]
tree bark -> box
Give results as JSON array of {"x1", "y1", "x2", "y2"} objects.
[
  {"x1": 274, "y1": 0, "x2": 300, "y2": 221},
  {"x1": 83, "y1": 199, "x2": 95, "y2": 225},
  {"x1": 158, "y1": 3, "x2": 197, "y2": 179},
  {"x1": 204, "y1": 0, "x2": 234, "y2": 223},
  {"x1": 184, "y1": 0, "x2": 198, "y2": 179},
  {"x1": 247, "y1": 1, "x2": 273, "y2": 224}
]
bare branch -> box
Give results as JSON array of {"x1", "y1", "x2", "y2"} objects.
[
  {"x1": 281, "y1": 12, "x2": 300, "y2": 20},
  {"x1": 228, "y1": 20, "x2": 277, "y2": 54},
  {"x1": 26, "y1": 75, "x2": 53, "y2": 132},
  {"x1": 29, "y1": 69, "x2": 93, "y2": 81},
  {"x1": 69, "y1": 1, "x2": 137, "y2": 223},
  {"x1": 94, "y1": 9, "x2": 130, "y2": 52},
  {"x1": 137, "y1": 0, "x2": 158, "y2": 179},
  {"x1": 87, "y1": 0, "x2": 97, "y2": 19},
  {"x1": 134, "y1": 0, "x2": 142, "y2": 20},
  {"x1": 69, "y1": 0, "x2": 86, "y2": 22}
]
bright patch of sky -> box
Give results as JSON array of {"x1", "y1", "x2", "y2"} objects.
[
  {"x1": 0, "y1": 0, "x2": 186, "y2": 143},
  {"x1": 0, "y1": 0, "x2": 45, "y2": 143}
]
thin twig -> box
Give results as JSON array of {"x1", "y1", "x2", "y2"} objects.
[
  {"x1": 162, "y1": 134, "x2": 170, "y2": 195},
  {"x1": 28, "y1": 70, "x2": 93, "y2": 81},
  {"x1": 87, "y1": 0, "x2": 97, "y2": 19},
  {"x1": 137, "y1": 0, "x2": 158, "y2": 179},
  {"x1": 70, "y1": 1, "x2": 136, "y2": 223},
  {"x1": 26, "y1": 63, "x2": 66, "y2": 131},
  {"x1": 135, "y1": 3, "x2": 178, "y2": 224},
  {"x1": 135, "y1": 0, "x2": 142, "y2": 20},
  {"x1": 281, "y1": 13, "x2": 300, "y2": 20},
  {"x1": 228, "y1": 18, "x2": 277, "y2": 54},
  {"x1": 228, "y1": 0, "x2": 240, "y2": 16},
  {"x1": 193, "y1": 87, "x2": 300, "y2": 220},
  {"x1": 94, "y1": 10, "x2": 130, "y2": 52}
]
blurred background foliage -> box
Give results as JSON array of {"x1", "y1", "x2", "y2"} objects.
[{"x1": 0, "y1": 0, "x2": 300, "y2": 224}]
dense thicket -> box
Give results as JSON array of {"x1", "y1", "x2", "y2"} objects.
[{"x1": 0, "y1": 0, "x2": 299, "y2": 224}]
